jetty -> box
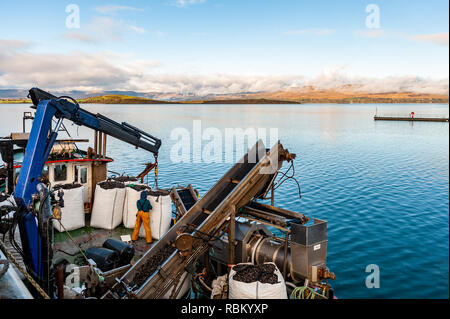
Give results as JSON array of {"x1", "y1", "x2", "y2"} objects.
[
  {"x1": 374, "y1": 111, "x2": 449, "y2": 122},
  {"x1": 374, "y1": 116, "x2": 448, "y2": 122}
]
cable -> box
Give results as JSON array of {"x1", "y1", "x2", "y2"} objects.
[
  {"x1": 55, "y1": 219, "x2": 90, "y2": 265},
  {"x1": 6, "y1": 200, "x2": 26, "y2": 262},
  {"x1": 55, "y1": 249, "x2": 80, "y2": 257},
  {"x1": 290, "y1": 285, "x2": 327, "y2": 299},
  {"x1": 272, "y1": 161, "x2": 302, "y2": 200},
  {"x1": 57, "y1": 96, "x2": 80, "y2": 108}
]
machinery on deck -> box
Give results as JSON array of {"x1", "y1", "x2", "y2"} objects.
[
  {"x1": 2, "y1": 88, "x2": 161, "y2": 297},
  {"x1": 103, "y1": 141, "x2": 335, "y2": 299}
]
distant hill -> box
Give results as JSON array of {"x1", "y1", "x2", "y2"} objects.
[
  {"x1": 200, "y1": 98, "x2": 300, "y2": 104},
  {"x1": 1, "y1": 87, "x2": 448, "y2": 104},
  {"x1": 78, "y1": 94, "x2": 173, "y2": 104},
  {"x1": 209, "y1": 87, "x2": 449, "y2": 104}
]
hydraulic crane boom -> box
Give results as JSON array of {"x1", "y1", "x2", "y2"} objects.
[
  {"x1": 17, "y1": 88, "x2": 161, "y2": 205},
  {"x1": 13, "y1": 88, "x2": 161, "y2": 292}
]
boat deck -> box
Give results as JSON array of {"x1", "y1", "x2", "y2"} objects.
[{"x1": 54, "y1": 221, "x2": 154, "y2": 266}]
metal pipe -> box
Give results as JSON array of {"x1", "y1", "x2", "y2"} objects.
[
  {"x1": 94, "y1": 130, "x2": 98, "y2": 155},
  {"x1": 57, "y1": 265, "x2": 64, "y2": 299},
  {"x1": 228, "y1": 205, "x2": 236, "y2": 267},
  {"x1": 98, "y1": 132, "x2": 103, "y2": 158},
  {"x1": 271, "y1": 183, "x2": 274, "y2": 206},
  {"x1": 103, "y1": 133, "x2": 107, "y2": 159},
  {"x1": 283, "y1": 231, "x2": 289, "y2": 279}
]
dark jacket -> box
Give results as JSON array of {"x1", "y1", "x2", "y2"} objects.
[{"x1": 137, "y1": 191, "x2": 152, "y2": 212}]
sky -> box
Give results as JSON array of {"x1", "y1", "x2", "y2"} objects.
[{"x1": 0, "y1": 0, "x2": 448, "y2": 94}]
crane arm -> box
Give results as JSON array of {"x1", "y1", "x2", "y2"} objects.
[
  {"x1": 28, "y1": 88, "x2": 161, "y2": 155},
  {"x1": 12, "y1": 88, "x2": 161, "y2": 283},
  {"x1": 16, "y1": 88, "x2": 161, "y2": 206}
]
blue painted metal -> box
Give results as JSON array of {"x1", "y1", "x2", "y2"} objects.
[
  {"x1": 15, "y1": 100, "x2": 56, "y2": 206},
  {"x1": 14, "y1": 100, "x2": 56, "y2": 275},
  {"x1": 22, "y1": 212, "x2": 41, "y2": 276}
]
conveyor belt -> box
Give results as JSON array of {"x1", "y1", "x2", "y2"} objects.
[{"x1": 103, "y1": 140, "x2": 291, "y2": 299}]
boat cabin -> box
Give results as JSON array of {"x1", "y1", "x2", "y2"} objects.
[{"x1": 0, "y1": 134, "x2": 113, "y2": 213}]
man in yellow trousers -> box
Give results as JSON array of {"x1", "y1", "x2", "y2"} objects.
[{"x1": 132, "y1": 191, "x2": 152, "y2": 244}]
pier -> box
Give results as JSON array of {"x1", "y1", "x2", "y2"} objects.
[
  {"x1": 374, "y1": 111, "x2": 449, "y2": 122},
  {"x1": 374, "y1": 116, "x2": 449, "y2": 122}
]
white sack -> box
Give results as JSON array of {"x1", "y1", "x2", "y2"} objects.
[
  {"x1": 123, "y1": 187, "x2": 142, "y2": 229},
  {"x1": 53, "y1": 185, "x2": 85, "y2": 232},
  {"x1": 228, "y1": 262, "x2": 288, "y2": 299},
  {"x1": 139, "y1": 194, "x2": 172, "y2": 240},
  {"x1": 90, "y1": 183, "x2": 125, "y2": 230},
  {"x1": 122, "y1": 184, "x2": 152, "y2": 229}
]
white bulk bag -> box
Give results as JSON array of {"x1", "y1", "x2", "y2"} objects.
[
  {"x1": 53, "y1": 185, "x2": 85, "y2": 232},
  {"x1": 228, "y1": 262, "x2": 288, "y2": 299},
  {"x1": 139, "y1": 193, "x2": 172, "y2": 240},
  {"x1": 123, "y1": 185, "x2": 151, "y2": 229},
  {"x1": 123, "y1": 187, "x2": 141, "y2": 229},
  {"x1": 90, "y1": 183, "x2": 125, "y2": 230}
]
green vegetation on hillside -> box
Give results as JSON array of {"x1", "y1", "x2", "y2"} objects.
[
  {"x1": 1, "y1": 94, "x2": 448, "y2": 105},
  {"x1": 0, "y1": 99, "x2": 32, "y2": 104},
  {"x1": 78, "y1": 94, "x2": 174, "y2": 104}
]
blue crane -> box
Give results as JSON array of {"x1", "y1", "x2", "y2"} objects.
[{"x1": 13, "y1": 88, "x2": 161, "y2": 295}]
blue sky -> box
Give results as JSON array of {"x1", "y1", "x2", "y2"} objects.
[{"x1": 0, "y1": 0, "x2": 448, "y2": 93}]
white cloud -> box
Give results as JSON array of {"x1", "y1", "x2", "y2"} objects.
[
  {"x1": 284, "y1": 29, "x2": 336, "y2": 36},
  {"x1": 0, "y1": 39, "x2": 30, "y2": 49},
  {"x1": 410, "y1": 32, "x2": 449, "y2": 46},
  {"x1": 94, "y1": 5, "x2": 143, "y2": 15},
  {"x1": 354, "y1": 30, "x2": 449, "y2": 46},
  {"x1": 354, "y1": 29, "x2": 385, "y2": 38},
  {"x1": 127, "y1": 73, "x2": 304, "y2": 95},
  {"x1": 128, "y1": 25, "x2": 147, "y2": 34},
  {"x1": 173, "y1": 0, "x2": 206, "y2": 8},
  {"x1": 64, "y1": 31, "x2": 99, "y2": 44},
  {"x1": 0, "y1": 42, "x2": 160, "y2": 91},
  {"x1": 303, "y1": 66, "x2": 449, "y2": 95},
  {"x1": 0, "y1": 40, "x2": 447, "y2": 95},
  {"x1": 63, "y1": 16, "x2": 147, "y2": 43}
]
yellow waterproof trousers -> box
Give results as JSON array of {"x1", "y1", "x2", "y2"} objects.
[{"x1": 132, "y1": 210, "x2": 152, "y2": 243}]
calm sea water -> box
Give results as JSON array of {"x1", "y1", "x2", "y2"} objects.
[{"x1": 1, "y1": 103, "x2": 448, "y2": 298}]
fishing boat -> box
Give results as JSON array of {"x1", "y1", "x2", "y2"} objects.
[{"x1": 1, "y1": 91, "x2": 336, "y2": 300}]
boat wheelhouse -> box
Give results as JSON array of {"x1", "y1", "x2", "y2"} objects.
[{"x1": 0, "y1": 111, "x2": 113, "y2": 212}]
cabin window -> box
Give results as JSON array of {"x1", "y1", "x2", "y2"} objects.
[
  {"x1": 54, "y1": 164, "x2": 67, "y2": 182},
  {"x1": 75, "y1": 166, "x2": 88, "y2": 184},
  {"x1": 80, "y1": 167, "x2": 87, "y2": 184}
]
